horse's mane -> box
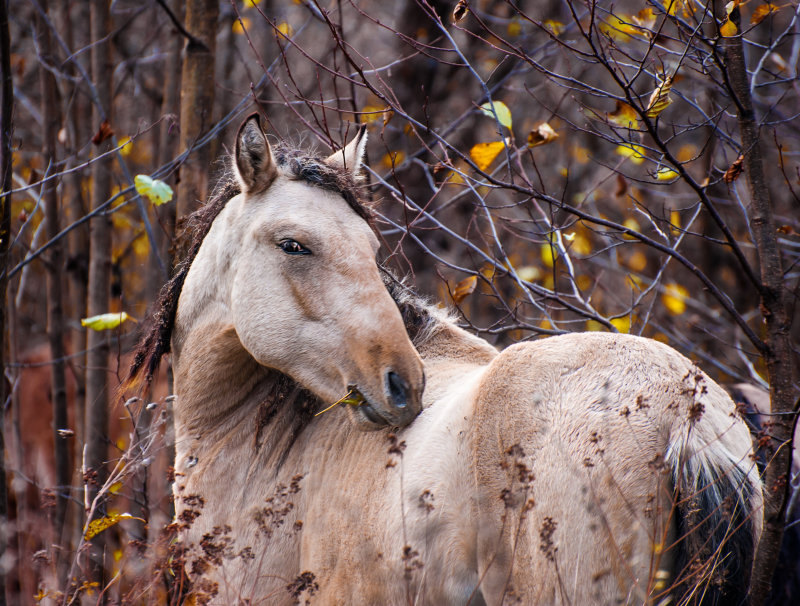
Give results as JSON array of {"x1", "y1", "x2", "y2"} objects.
[{"x1": 125, "y1": 144, "x2": 435, "y2": 391}]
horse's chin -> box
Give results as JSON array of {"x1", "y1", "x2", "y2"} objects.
[{"x1": 352, "y1": 401, "x2": 392, "y2": 430}]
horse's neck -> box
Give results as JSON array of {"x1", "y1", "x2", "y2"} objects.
[
  {"x1": 415, "y1": 319, "x2": 498, "y2": 403},
  {"x1": 172, "y1": 322, "x2": 317, "y2": 454}
]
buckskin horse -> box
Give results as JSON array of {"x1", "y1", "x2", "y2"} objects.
[{"x1": 128, "y1": 114, "x2": 762, "y2": 605}]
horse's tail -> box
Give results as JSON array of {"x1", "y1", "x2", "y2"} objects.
[{"x1": 665, "y1": 392, "x2": 763, "y2": 606}]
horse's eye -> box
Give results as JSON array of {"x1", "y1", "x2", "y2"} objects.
[{"x1": 279, "y1": 239, "x2": 311, "y2": 255}]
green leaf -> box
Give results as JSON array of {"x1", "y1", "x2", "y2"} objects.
[
  {"x1": 479, "y1": 101, "x2": 513, "y2": 130},
  {"x1": 134, "y1": 174, "x2": 173, "y2": 206},
  {"x1": 81, "y1": 312, "x2": 134, "y2": 331}
]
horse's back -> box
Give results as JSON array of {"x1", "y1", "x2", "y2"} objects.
[{"x1": 471, "y1": 332, "x2": 760, "y2": 604}]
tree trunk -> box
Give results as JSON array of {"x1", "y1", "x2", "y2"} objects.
[
  {"x1": 62, "y1": 0, "x2": 90, "y2": 454},
  {"x1": 0, "y1": 0, "x2": 13, "y2": 602},
  {"x1": 149, "y1": 0, "x2": 182, "y2": 300},
  {"x1": 176, "y1": 0, "x2": 218, "y2": 219},
  {"x1": 725, "y1": 9, "x2": 798, "y2": 605},
  {"x1": 85, "y1": 0, "x2": 113, "y2": 586},
  {"x1": 35, "y1": 0, "x2": 71, "y2": 575}
]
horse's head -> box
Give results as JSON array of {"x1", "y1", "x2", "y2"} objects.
[{"x1": 223, "y1": 114, "x2": 424, "y2": 429}]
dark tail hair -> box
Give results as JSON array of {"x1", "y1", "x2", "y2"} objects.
[{"x1": 670, "y1": 449, "x2": 760, "y2": 605}]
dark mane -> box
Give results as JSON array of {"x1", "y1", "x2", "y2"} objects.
[{"x1": 125, "y1": 143, "x2": 374, "y2": 390}]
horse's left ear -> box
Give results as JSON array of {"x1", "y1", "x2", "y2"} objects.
[
  {"x1": 235, "y1": 113, "x2": 278, "y2": 194},
  {"x1": 325, "y1": 124, "x2": 368, "y2": 178}
]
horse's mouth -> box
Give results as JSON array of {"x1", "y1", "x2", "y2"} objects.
[
  {"x1": 357, "y1": 401, "x2": 390, "y2": 426},
  {"x1": 347, "y1": 386, "x2": 392, "y2": 427}
]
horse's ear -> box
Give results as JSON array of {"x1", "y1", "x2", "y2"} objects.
[
  {"x1": 325, "y1": 124, "x2": 368, "y2": 178},
  {"x1": 235, "y1": 114, "x2": 277, "y2": 194}
]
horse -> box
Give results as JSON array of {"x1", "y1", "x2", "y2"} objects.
[{"x1": 128, "y1": 114, "x2": 763, "y2": 605}]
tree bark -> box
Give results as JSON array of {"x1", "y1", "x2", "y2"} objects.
[
  {"x1": 85, "y1": 0, "x2": 113, "y2": 585},
  {"x1": 725, "y1": 9, "x2": 798, "y2": 605},
  {"x1": 35, "y1": 0, "x2": 71, "y2": 571},
  {"x1": 176, "y1": 0, "x2": 218, "y2": 219},
  {"x1": 149, "y1": 0, "x2": 182, "y2": 300},
  {"x1": 0, "y1": 0, "x2": 13, "y2": 602},
  {"x1": 62, "y1": 0, "x2": 90, "y2": 453}
]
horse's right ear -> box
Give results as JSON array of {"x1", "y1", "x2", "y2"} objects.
[{"x1": 235, "y1": 114, "x2": 277, "y2": 194}]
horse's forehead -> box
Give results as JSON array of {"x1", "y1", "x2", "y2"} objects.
[{"x1": 249, "y1": 178, "x2": 374, "y2": 240}]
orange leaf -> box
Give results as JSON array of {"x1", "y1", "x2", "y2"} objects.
[
  {"x1": 608, "y1": 101, "x2": 638, "y2": 128},
  {"x1": 724, "y1": 155, "x2": 744, "y2": 183},
  {"x1": 720, "y1": 19, "x2": 738, "y2": 37},
  {"x1": 751, "y1": 3, "x2": 780, "y2": 25},
  {"x1": 469, "y1": 141, "x2": 506, "y2": 171},
  {"x1": 452, "y1": 275, "x2": 477, "y2": 305}
]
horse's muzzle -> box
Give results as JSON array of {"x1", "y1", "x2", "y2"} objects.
[{"x1": 383, "y1": 369, "x2": 423, "y2": 427}]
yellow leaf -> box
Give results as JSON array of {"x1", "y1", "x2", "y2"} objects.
[
  {"x1": 646, "y1": 77, "x2": 673, "y2": 118},
  {"x1": 628, "y1": 251, "x2": 647, "y2": 272},
  {"x1": 81, "y1": 312, "x2": 135, "y2": 331},
  {"x1": 616, "y1": 144, "x2": 646, "y2": 165},
  {"x1": 232, "y1": 17, "x2": 251, "y2": 34},
  {"x1": 469, "y1": 141, "x2": 506, "y2": 171},
  {"x1": 541, "y1": 243, "x2": 556, "y2": 267},
  {"x1": 600, "y1": 14, "x2": 638, "y2": 43},
  {"x1": 132, "y1": 233, "x2": 149, "y2": 258},
  {"x1": 576, "y1": 274, "x2": 592, "y2": 291},
  {"x1": 360, "y1": 105, "x2": 390, "y2": 125},
  {"x1": 662, "y1": 283, "x2": 689, "y2": 315},
  {"x1": 527, "y1": 122, "x2": 558, "y2": 147},
  {"x1": 622, "y1": 217, "x2": 640, "y2": 240},
  {"x1": 452, "y1": 275, "x2": 477, "y2": 305},
  {"x1": 567, "y1": 233, "x2": 591, "y2": 255},
  {"x1": 134, "y1": 175, "x2": 173, "y2": 206},
  {"x1": 84, "y1": 513, "x2": 142, "y2": 540},
  {"x1": 586, "y1": 320, "x2": 604, "y2": 331},
  {"x1": 381, "y1": 151, "x2": 405, "y2": 169},
  {"x1": 543, "y1": 20, "x2": 564, "y2": 36},
  {"x1": 118, "y1": 136, "x2": 133, "y2": 158},
  {"x1": 608, "y1": 101, "x2": 638, "y2": 128},
  {"x1": 479, "y1": 101, "x2": 513, "y2": 130},
  {"x1": 670, "y1": 210, "x2": 681, "y2": 232},
  {"x1": 656, "y1": 167, "x2": 679, "y2": 181},
  {"x1": 666, "y1": 0, "x2": 695, "y2": 18},
  {"x1": 611, "y1": 316, "x2": 631, "y2": 333},
  {"x1": 276, "y1": 21, "x2": 293, "y2": 37},
  {"x1": 751, "y1": 4, "x2": 780, "y2": 25},
  {"x1": 507, "y1": 20, "x2": 522, "y2": 37},
  {"x1": 632, "y1": 8, "x2": 657, "y2": 31},
  {"x1": 109, "y1": 481, "x2": 123, "y2": 495},
  {"x1": 113, "y1": 549, "x2": 124, "y2": 562},
  {"x1": 720, "y1": 19, "x2": 738, "y2": 36}
]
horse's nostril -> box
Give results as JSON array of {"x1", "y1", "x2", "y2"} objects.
[{"x1": 387, "y1": 371, "x2": 409, "y2": 409}]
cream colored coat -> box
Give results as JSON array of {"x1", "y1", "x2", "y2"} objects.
[{"x1": 167, "y1": 116, "x2": 762, "y2": 605}]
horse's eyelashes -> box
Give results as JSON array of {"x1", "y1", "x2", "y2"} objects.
[{"x1": 279, "y1": 239, "x2": 312, "y2": 255}]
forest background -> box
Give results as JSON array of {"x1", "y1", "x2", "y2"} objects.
[{"x1": 0, "y1": 0, "x2": 798, "y2": 604}]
